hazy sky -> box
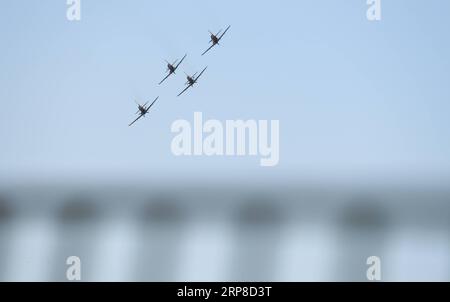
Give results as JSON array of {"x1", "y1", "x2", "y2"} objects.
[{"x1": 1, "y1": 0, "x2": 450, "y2": 182}]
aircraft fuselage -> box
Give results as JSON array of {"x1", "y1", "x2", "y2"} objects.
[
  {"x1": 211, "y1": 35, "x2": 219, "y2": 44},
  {"x1": 139, "y1": 107, "x2": 146, "y2": 115}
]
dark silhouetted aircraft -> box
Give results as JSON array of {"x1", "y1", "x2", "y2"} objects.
[
  {"x1": 159, "y1": 54, "x2": 187, "y2": 85},
  {"x1": 177, "y1": 67, "x2": 208, "y2": 97},
  {"x1": 202, "y1": 25, "x2": 231, "y2": 56},
  {"x1": 128, "y1": 96, "x2": 159, "y2": 127}
]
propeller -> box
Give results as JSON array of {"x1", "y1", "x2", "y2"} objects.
[{"x1": 135, "y1": 100, "x2": 142, "y2": 114}]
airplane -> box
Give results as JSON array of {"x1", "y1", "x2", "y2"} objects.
[
  {"x1": 159, "y1": 54, "x2": 187, "y2": 85},
  {"x1": 128, "y1": 96, "x2": 159, "y2": 127},
  {"x1": 177, "y1": 67, "x2": 208, "y2": 97},
  {"x1": 201, "y1": 25, "x2": 231, "y2": 56}
]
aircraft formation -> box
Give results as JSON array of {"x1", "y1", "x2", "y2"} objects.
[{"x1": 129, "y1": 25, "x2": 231, "y2": 127}]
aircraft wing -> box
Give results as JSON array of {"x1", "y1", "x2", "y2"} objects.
[
  {"x1": 201, "y1": 44, "x2": 216, "y2": 56},
  {"x1": 146, "y1": 96, "x2": 159, "y2": 110},
  {"x1": 194, "y1": 67, "x2": 208, "y2": 82},
  {"x1": 218, "y1": 25, "x2": 231, "y2": 41},
  {"x1": 159, "y1": 73, "x2": 172, "y2": 85},
  {"x1": 129, "y1": 114, "x2": 144, "y2": 127},
  {"x1": 177, "y1": 83, "x2": 193, "y2": 97},
  {"x1": 175, "y1": 54, "x2": 187, "y2": 69}
]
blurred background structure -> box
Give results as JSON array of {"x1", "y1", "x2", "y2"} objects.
[{"x1": 0, "y1": 181, "x2": 449, "y2": 281}]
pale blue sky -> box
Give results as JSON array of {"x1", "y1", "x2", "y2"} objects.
[{"x1": 1, "y1": 0, "x2": 450, "y2": 182}]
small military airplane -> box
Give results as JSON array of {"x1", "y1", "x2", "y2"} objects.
[
  {"x1": 201, "y1": 25, "x2": 231, "y2": 56},
  {"x1": 128, "y1": 96, "x2": 159, "y2": 127},
  {"x1": 177, "y1": 67, "x2": 208, "y2": 97},
  {"x1": 159, "y1": 54, "x2": 187, "y2": 85}
]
